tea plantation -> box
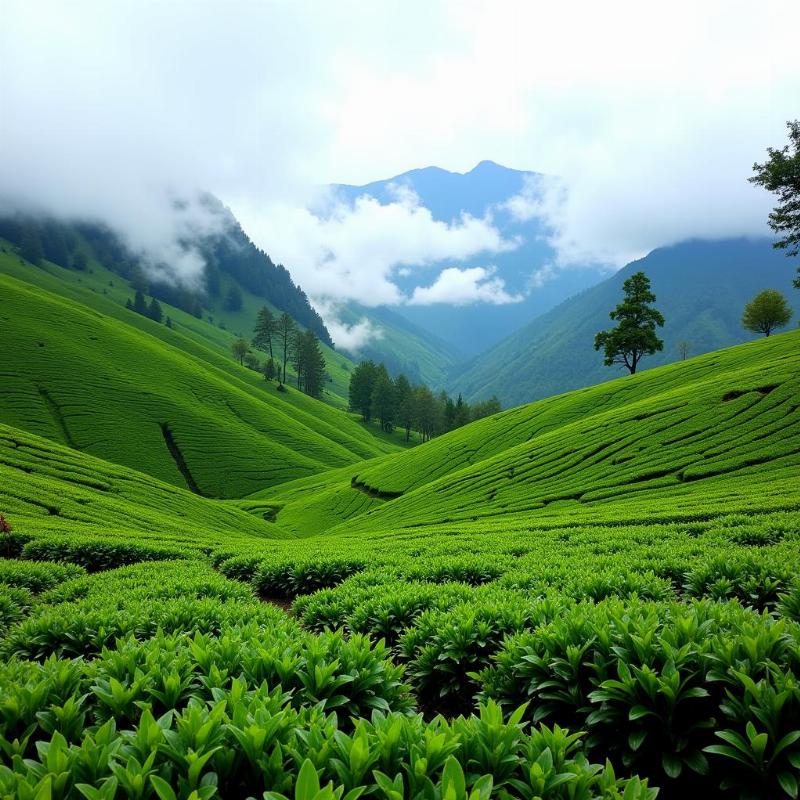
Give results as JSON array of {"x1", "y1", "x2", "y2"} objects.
[
  {"x1": 0, "y1": 273, "x2": 398, "y2": 497},
  {"x1": 1, "y1": 272, "x2": 799, "y2": 798}
]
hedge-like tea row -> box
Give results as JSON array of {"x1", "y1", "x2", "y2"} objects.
[
  {"x1": 478, "y1": 597, "x2": 800, "y2": 798},
  {"x1": 0, "y1": 561, "x2": 271, "y2": 661},
  {"x1": 20, "y1": 537, "x2": 190, "y2": 573},
  {"x1": 0, "y1": 640, "x2": 654, "y2": 800},
  {"x1": 0, "y1": 558, "x2": 85, "y2": 594}
]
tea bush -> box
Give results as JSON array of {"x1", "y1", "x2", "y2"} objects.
[
  {"x1": 20, "y1": 537, "x2": 189, "y2": 573},
  {"x1": 0, "y1": 558, "x2": 85, "y2": 594},
  {"x1": 478, "y1": 597, "x2": 800, "y2": 796}
]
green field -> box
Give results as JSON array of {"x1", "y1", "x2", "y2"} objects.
[
  {"x1": 0, "y1": 271, "x2": 403, "y2": 498},
  {"x1": 1, "y1": 267, "x2": 799, "y2": 798}
]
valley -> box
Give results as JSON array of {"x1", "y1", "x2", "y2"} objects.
[
  {"x1": 2, "y1": 12, "x2": 800, "y2": 794},
  {"x1": 1, "y1": 249, "x2": 798, "y2": 796}
]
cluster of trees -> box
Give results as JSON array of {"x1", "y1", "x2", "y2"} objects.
[
  {"x1": 349, "y1": 361, "x2": 501, "y2": 441},
  {"x1": 595, "y1": 272, "x2": 794, "y2": 378},
  {"x1": 232, "y1": 306, "x2": 328, "y2": 399},
  {"x1": 125, "y1": 290, "x2": 172, "y2": 327},
  {"x1": 0, "y1": 215, "x2": 86, "y2": 271}
]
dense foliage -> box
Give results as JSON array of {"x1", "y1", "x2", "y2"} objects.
[
  {"x1": 349, "y1": 361, "x2": 499, "y2": 440},
  {"x1": 1, "y1": 262, "x2": 800, "y2": 795},
  {"x1": 750, "y1": 119, "x2": 800, "y2": 287},
  {"x1": 741, "y1": 289, "x2": 793, "y2": 337}
]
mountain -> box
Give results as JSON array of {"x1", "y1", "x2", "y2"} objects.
[
  {"x1": 448, "y1": 238, "x2": 798, "y2": 408},
  {"x1": 0, "y1": 197, "x2": 332, "y2": 345},
  {"x1": 335, "y1": 302, "x2": 463, "y2": 387},
  {"x1": 332, "y1": 161, "x2": 606, "y2": 358}
]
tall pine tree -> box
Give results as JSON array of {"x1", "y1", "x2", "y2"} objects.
[
  {"x1": 252, "y1": 306, "x2": 276, "y2": 360},
  {"x1": 594, "y1": 272, "x2": 664, "y2": 374}
]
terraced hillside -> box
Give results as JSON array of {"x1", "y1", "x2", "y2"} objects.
[
  {"x1": 2, "y1": 328, "x2": 799, "y2": 798},
  {"x1": 0, "y1": 421, "x2": 293, "y2": 550},
  {"x1": 0, "y1": 272, "x2": 399, "y2": 497},
  {"x1": 0, "y1": 244, "x2": 362, "y2": 408},
  {"x1": 257, "y1": 330, "x2": 800, "y2": 536}
]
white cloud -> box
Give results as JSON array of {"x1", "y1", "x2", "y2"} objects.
[
  {"x1": 409, "y1": 266, "x2": 523, "y2": 306},
  {"x1": 528, "y1": 263, "x2": 558, "y2": 289},
  {"x1": 236, "y1": 188, "x2": 517, "y2": 308},
  {"x1": 1, "y1": 0, "x2": 798, "y2": 297},
  {"x1": 312, "y1": 300, "x2": 383, "y2": 352}
]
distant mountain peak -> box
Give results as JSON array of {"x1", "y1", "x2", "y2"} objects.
[{"x1": 467, "y1": 159, "x2": 509, "y2": 174}]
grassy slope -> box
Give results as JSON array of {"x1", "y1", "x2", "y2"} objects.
[
  {"x1": 0, "y1": 269, "x2": 401, "y2": 498},
  {"x1": 260, "y1": 330, "x2": 800, "y2": 537},
  {"x1": 0, "y1": 421, "x2": 294, "y2": 547},
  {"x1": 338, "y1": 303, "x2": 463, "y2": 389},
  {"x1": 449, "y1": 238, "x2": 797, "y2": 407},
  {"x1": 0, "y1": 241, "x2": 358, "y2": 408}
]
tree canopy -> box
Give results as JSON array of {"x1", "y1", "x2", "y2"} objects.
[
  {"x1": 232, "y1": 338, "x2": 249, "y2": 365},
  {"x1": 293, "y1": 329, "x2": 327, "y2": 398},
  {"x1": 348, "y1": 359, "x2": 502, "y2": 441},
  {"x1": 594, "y1": 271, "x2": 664, "y2": 375},
  {"x1": 252, "y1": 306, "x2": 276, "y2": 358},
  {"x1": 750, "y1": 120, "x2": 800, "y2": 288},
  {"x1": 741, "y1": 289, "x2": 793, "y2": 337}
]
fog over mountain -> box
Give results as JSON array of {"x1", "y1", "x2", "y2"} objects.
[{"x1": 2, "y1": 1, "x2": 798, "y2": 349}]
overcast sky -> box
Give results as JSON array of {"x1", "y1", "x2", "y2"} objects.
[{"x1": 2, "y1": 0, "x2": 798, "y2": 336}]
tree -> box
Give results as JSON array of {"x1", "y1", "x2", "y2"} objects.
[
  {"x1": 264, "y1": 357, "x2": 276, "y2": 381},
  {"x1": 133, "y1": 289, "x2": 148, "y2": 316},
  {"x1": 370, "y1": 365, "x2": 395, "y2": 432},
  {"x1": 440, "y1": 391, "x2": 456, "y2": 433},
  {"x1": 394, "y1": 374, "x2": 414, "y2": 441},
  {"x1": 453, "y1": 394, "x2": 471, "y2": 429},
  {"x1": 277, "y1": 313, "x2": 295, "y2": 384},
  {"x1": 125, "y1": 298, "x2": 133, "y2": 311},
  {"x1": 348, "y1": 361, "x2": 378, "y2": 421},
  {"x1": 594, "y1": 272, "x2": 665, "y2": 374},
  {"x1": 232, "y1": 338, "x2": 249, "y2": 365},
  {"x1": 741, "y1": 289, "x2": 793, "y2": 337},
  {"x1": 750, "y1": 120, "x2": 800, "y2": 288},
  {"x1": 677, "y1": 341, "x2": 690, "y2": 361},
  {"x1": 165, "y1": 316, "x2": 173, "y2": 329},
  {"x1": 471, "y1": 396, "x2": 502, "y2": 421},
  {"x1": 294, "y1": 330, "x2": 326, "y2": 398},
  {"x1": 147, "y1": 297, "x2": 163, "y2": 323},
  {"x1": 412, "y1": 385, "x2": 438, "y2": 442},
  {"x1": 290, "y1": 329, "x2": 304, "y2": 388},
  {"x1": 252, "y1": 306, "x2": 276, "y2": 360},
  {"x1": 72, "y1": 251, "x2": 88, "y2": 271}
]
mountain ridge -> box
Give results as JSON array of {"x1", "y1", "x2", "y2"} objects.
[{"x1": 448, "y1": 237, "x2": 797, "y2": 407}]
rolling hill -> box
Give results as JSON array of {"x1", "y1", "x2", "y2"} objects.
[
  {"x1": 0, "y1": 269, "x2": 400, "y2": 498},
  {"x1": 449, "y1": 238, "x2": 798, "y2": 407},
  {"x1": 253, "y1": 328, "x2": 800, "y2": 538}
]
